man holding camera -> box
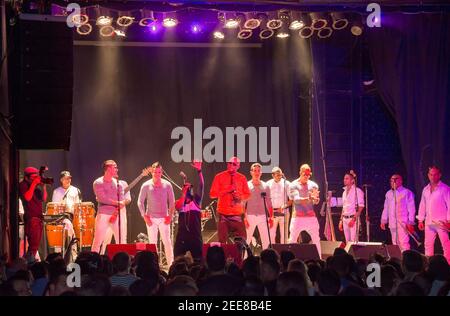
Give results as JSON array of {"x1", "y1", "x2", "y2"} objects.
[{"x1": 19, "y1": 167, "x2": 48, "y2": 262}]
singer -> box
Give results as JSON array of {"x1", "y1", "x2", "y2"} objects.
[
  {"x1": 91, "y1": 160, "x2": 128, "y2": 253},
  {"x1": 380, "y1": 174, "x2": 416, "y2": 252},
  {"x1": 174, "y1": 160, "x2": 204, "y2": 262},
  {"x1": 210, "y1": 157, "x2": 251, "y2": 244},
  {"x1": 51, "y1": 170, "x2": 80, "y2": 256}
]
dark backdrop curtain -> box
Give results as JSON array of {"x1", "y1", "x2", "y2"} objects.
[
  {"x1": 21, "y1": 40, "x2": 311, "y2": 241},
  {"x1": 368, "y1": 12, "x2": 450, "y2": 197}
]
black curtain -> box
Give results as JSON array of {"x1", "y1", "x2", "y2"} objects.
[
  {"x1": 368, "y1": 12, "x2": 450, "y2": 196},
  {"x1": 21, "y1": 39, "x2": 312, "y2": 241}
]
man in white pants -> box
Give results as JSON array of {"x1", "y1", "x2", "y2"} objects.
[
  {"x1": 138, "y1": 162, "x2": 175, "y2": 267},
  {"x1": 267, "y1": 167, "x2": 291, "y2": 244},
  {"x1": 417, "y1": 166, "x2": 450, "y2": 264},
  {"x1": 288, "y1": 164, "x2": 321, "y2": 257},
  {"x1": 338, "y1": 172, "x2": 364, "y2": 243},
  {"x1": 100, "y1": 179, "x2": 131, "y2": 255},
  {"x1": 91, "y1": 160, "x2": 129, "y2": 254},
  {"x1": 244, "y1": 163, "x2": 273, "y2": 250},
  {"x1": 380, "y1": 174, "x2": 416, "y2": 252},
  {"x1": 52, "y1": 171, "x2": 80, "y2": 255}
]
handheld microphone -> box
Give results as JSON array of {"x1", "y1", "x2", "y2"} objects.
[
  {"x1": 261, "y1": 192, "x2": 267, "y2": 198},
  {"x1": 349, "y1": 170, "x2": 357, "y2": 178},
  {"x1": 180, "y1": 171, "x2": 187, "y2": 182}
]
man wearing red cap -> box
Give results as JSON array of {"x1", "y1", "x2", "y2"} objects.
[
  {"x1": 210, "y1": 157, "x2": 251, "y2": 244},
  {"x1": 19, "y1": 167, "x2": 48, "y2": 261}
]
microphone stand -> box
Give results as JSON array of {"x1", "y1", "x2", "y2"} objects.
[
  {"x1": 261, "y1": 192, "x2": 272, "y2": 249},
  {"x1": 282, "y1": 175, "x2": 288, "y2": 244},
  {"x1": 116, "y1": 177, "x2": 121, "y2": 244},
  {"x1": 393, "y1": 184, "x2": 399, "y2": 247},
  {"x1": 363, "y1": 184, "x2": 370, "y2": 242},
  {"x1": 352, "y1": 173, "x2": 360, "y2": 243}
]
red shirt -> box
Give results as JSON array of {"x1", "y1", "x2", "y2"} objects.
[
  {"x1": 19, "y1": 181, "x2": 44, "y2": 219},
  {"x1": 210, "y1": 171, "x2": 250, "y2": 216}
]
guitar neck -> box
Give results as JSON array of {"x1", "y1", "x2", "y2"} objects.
[{"x1": 124, "y1": 174, "x2": 145, "y2": 194}]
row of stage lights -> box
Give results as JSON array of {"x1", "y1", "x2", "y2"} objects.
[{"x1": 67, "y1": 7, "x2": 365, "y2": 39}]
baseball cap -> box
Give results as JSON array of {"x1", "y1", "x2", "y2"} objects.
[
  {"x1": 60, "y1": 171, "x2": 72, "y2": 179},
  {"x1": 24, "y1": 167, "x2": 39, "y2": 176}
]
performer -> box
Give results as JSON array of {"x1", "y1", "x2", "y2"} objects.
[
  {"x1": 101, "y1": 178, "x2": 131, "y2": 254},
  {"x1": 245, "y1": 163, "x2": 273, "y2": 250},
  {"x1": 338, "y1": 172, "x2": 365, "y2": 243},
  {"x1": 417, "y1": 166, "x2": 450, "y2": 263},
  {"x1": 288, "y1": 164, "x2": 322, "y2": 256},
  {"x1": 210, "y1": 157, "x2": 251, "y2": 244},
  {"x1": 267, "y1": 167, "x2": 292, "y2": 243},
  {"x1": 51, "y1": 171, "x2": 80, "y2": 254},
  {"x1": 380, "y1": 174, "x2": 416, "y2": 251},
  {"x1": 19, "y1": 167, "x2": 48, "y2": 262},
  {"x1": 174, "y1": 160, "x2": 204, "y2": 262},
  {"x1": 91, "y1": 160, "x2": 128, "y2": 253},
  {"x1": 138, "y1": 162, "x2": 175, "y2": 267}
]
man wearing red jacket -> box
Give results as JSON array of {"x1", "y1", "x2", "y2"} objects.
[{"x1": 210, "y1": 157, "x2": 251, "y2": 244}]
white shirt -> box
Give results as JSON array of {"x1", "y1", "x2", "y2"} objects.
[
  {"x1": 289, "y1": 179, "x2": 319, "y2": 215},
  {"x1": 381, "y1": 186, "x2": 416, "y2": 225},
  {"x1": 52, "y1": 185, "x2": 81, "y2": 213},
  {"x1": 342, "y1": 185, "x2": 365, "y2": 216},
  {"x1": 138, "y1": 179, "x2": 175, "y2": 218},
  {"x1": 266, "y1": 178, "x2": 291, "y2": 209},
  {"x1": 417, "y1": 181, "x2": 450, "y2": 224}
]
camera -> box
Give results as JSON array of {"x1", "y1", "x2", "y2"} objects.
[{"x1": 39, "y1": 166, "x2": 54, "y2": 185}]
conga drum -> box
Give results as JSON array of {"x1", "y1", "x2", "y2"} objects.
[
  {"x1": 73, "y1": 202, "x2": 96, "y2": 247},
  {"x1": 45, "y1": 202, "x2": 66, "y2": 248}
]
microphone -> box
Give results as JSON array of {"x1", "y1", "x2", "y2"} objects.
[
  {"x1": 362, "y1": 184, "x2": 372, "y2": 187},
  {"x1": 180, "y1": 171, "x2": 187, "y2": 181},
  {"x1": 261, "y1": 192, "x2": 267, "y2": 198},
  {"x1": 349, "y1": 170, "x2": 357, "y2": 178}
]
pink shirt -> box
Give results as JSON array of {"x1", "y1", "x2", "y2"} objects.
[{"x1": 418, "y1": 181, "x2": 450, "y2": 224}]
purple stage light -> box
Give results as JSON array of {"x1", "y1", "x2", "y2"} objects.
[{"x1": 191, "y1": 24, "x2": 201, "y2": 34}]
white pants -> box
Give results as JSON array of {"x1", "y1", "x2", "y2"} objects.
[
  {"x1": 91, "y1": 213, "x2": 120, "y2": 254},
  {"x1": 389, "y1": 223, "x2": 410, "y2": 252},
  {"x1": 270, "y1": 216, "x2": 286, "y2": 244},
  {"x1": 100, "y1": 209, "x2": 128, "y2": 255},
  {"x1": 246, "y1": 214, "x2": 271, "y2": 250},
  {"x1": 424, "y1": 224, "x2": 450, "y2": 264},
  {"x1": 288, "y1": 217, "x2": 321, "y2": 257},
  {"x1": 146, "y1": 217, "x2": 173, "y2": 267},
  {"x1": 343, "y1": 217, "x2": 358, "y2": 242}
]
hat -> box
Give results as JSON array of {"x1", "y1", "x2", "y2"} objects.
[
  {"x1": 24, "y1": 167, "x2": 39, "y2": 176},
  {"x1": 60, "y1": 171, "x2": 72, "y2": 179}
]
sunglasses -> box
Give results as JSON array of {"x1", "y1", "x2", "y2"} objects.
[{"x1": 227, "y1": 162, "x2": 238, "y2": 166}]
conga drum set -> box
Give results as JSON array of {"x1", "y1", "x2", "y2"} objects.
[{"x1": 44, "y1": 202, "x2": 96, "y2": 253}]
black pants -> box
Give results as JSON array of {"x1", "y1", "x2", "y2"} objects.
[{"x1": 174, "y1": 211, "x2": 203, "y2": 260}]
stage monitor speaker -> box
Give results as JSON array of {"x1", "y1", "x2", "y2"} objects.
[
  {"x1": 320, "y1": 240, "x2": 345, "y2": 259},
  {"x1": 13, "y1": 14, "x2": 73, "y2": 150},
  {"x1": 105, "y1": 243, "x2": 157, "y2": 260},
  {"x1": 272, "y1": 243, "x2": 321, "y2": 261},
  {"x1": 345, "y1": 242, "x2": 402, "y2": 260},
  {"x1": 202, "y1": 243, "x2": 243, "y2": 266}
]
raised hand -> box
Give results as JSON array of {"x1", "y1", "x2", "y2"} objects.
[{"x1": 191, "y1": 160, "x2": 202, "y2": 171}]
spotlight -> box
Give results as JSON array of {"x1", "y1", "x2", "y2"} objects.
[
  {"x1": 299, "y1": 26, "x2": 314, "y2": 39},
  {"x1": 71, "y1": 8, "x2": 89, "y2": 27},
  {"x1": 243, "y1": 12, "x2": 260, "y2": 29},
  {"x1": 76, "y1": 23, "x2": 92, "y2": 35},
  {"x1": 318, "y1": 27, "x2": 332, "y2": 38},
  {"x1": 139, "y1": 10, "x2": 156, "y2": 27},
  {"x1": 114, "y1": 28, "x2": 126, "y2": 37},
  {"x1": 191, "y1": 23, "x2": 202, "y2": 34},
  {"x1": 97, "y1": 16, "x2": 113, "y2": 26},
  {"x1": 149, "y1": 23, "x2": 159, "y2": 33},
  {"x1": 267, "y1": 11, "x2": 283, "y2": 30},
  {"x1": 237, "y1": 28, "x2": 253, "y2": 40},
  {"x1": 99, "y1": 25, "x2": 115, "y2": 37},
  {"x1": 117, "y1": 12, "x2": 135, "y2": 27},
  {"x1": 310, "y1": 12, "x2": 328, "y2": 30},
  {"x1": 213, "y1": 31, "x2": 225, "y2": 39},
  {"x1": 351, "y1": 17, "x2": 363, "y2": 36},
  {"x1": 276, "y1": 32, "x2": 290, "y2": 39},
  {"x1": 163, "y1": 17, "x2": 178, "y2": 28},
  {"x1": 331, "y1": 12, "x2": 348, "y2": 30},
  {"x1": 218, "y1": 12, "x2": 241, "y2": 29},
  {"x1": 276, "y1": 10, "x2": 290, "y2": 38}
]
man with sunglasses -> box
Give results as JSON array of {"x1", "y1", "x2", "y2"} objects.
[
  {"x1": 210, "y1": 157, "x2": 251, "y2": 244},
  {"x1": 380, "y1": 174, "x2": 416, "y2": 251}
]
